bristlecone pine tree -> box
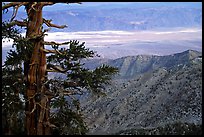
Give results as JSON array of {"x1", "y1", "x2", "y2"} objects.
[{"x1": 2, "y1": 2, "x2": 118, "y2": 135}]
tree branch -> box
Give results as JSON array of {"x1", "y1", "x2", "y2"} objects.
[
  {"x1": 44, "y1": 89, "x2": 82, "y2": 99},
  {"x1": 47, "y1": 64, "x2": 68, "y2": 73},
  {"x1": 40, "y1": 47, "x2": 58, "y2": 54},
  {"x1": 40, "y1": 47, "x2": 64, "y2": 55},
  {"x1": 2, "y1": 2, "x2": 29, "y2": 21},
  {"x1": 2, "y1": 2, "x2": 81, "y2": 10},
  {"x1": 43, "y1": 121, "x2": 57, "y2": 128},
  {"x1": 31, "y1": 2, "x2": 38, "y2": 11},
  {"x1": 27, "y1": 2, "x2": 41, "y2": 15},
  {"x1": 41, "y1": 2, "x2": 82, "y2": 7},
  {"x1": 11, "y1": 6, "x2": 18, "y2": 22},
  {"x1": 43, "y1": 18, "x2": 67, "y2": 29},
  {"x1": 43, "y1": 41, "x2": 70, "y2": 46},
  {"x1": 46, "y1": 69, "x2": 59, "y2": 73},
  {"x1": 63, "y1": 90, "x2": 79, "y2": 96},
  {"x1": 59, "y1": 89, "x2": 82, "y2": 97},
  {"x1": 2, "y1": 2, "x2": 27, "y2": 10},
  {"x1": 8, "y1": 20, "x2": 27, "y2": 27},
  {"x1": 64, "y1": 81, "x2": 79, "y2": 87},
  {"x1": 26, "y1": 33, "x2": 47, "y2": 41},
  {"x1": 41, "y1": 2, "x2": 55, "y2": 7}
]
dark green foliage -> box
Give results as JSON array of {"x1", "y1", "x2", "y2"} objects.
[
  {"x1": 84, "y1": 64, "x2": 119, "y2": 94},
  {"x1": 2, "y1": 18, "x2": 118, "y2": 135},
  {"x1": 156, "y1": 122, "x2": 202, "y2": 135},
  {"x1": 2, "y1": 21, "x2": 33, "y2": 67},
  {"x1": 2, "y1": 21, "x2": 20, "y2": 40},
  {"x1": 2, "y1": 65, "x2": 26, "y2": 135},
  {"x1": 46, "y1": 40, "x2": 118, "y2": 96},
  {"x1": 50, "y1": 97, "x2": 88, "y2": 135},
  {"x1": 45, "y1": 40, "x2": 118, "y2": 135},
  {"x1": 47, "y1": 40, "x2": 95, "y2": 66},
  {"x1": 2, "y1": 21, "x2": 26, "y2": 135}
]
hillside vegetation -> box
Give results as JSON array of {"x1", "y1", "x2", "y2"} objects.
[{"x1": 80, "y1": 50, "x2": 202, "y2": 135}]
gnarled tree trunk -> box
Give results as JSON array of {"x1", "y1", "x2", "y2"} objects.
[
  {"x1": 25, "y1": 3, "x2": 50, "y2": 135},
  {"x1": 2, "y1": 2, "x2": 79, "y2": 135}
]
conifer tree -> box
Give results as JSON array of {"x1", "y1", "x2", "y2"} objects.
[{"x1": 2, "y1": 2, "x2": 118, "y2": 135}]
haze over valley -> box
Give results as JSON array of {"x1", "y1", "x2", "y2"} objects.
[
  {"x1": 42, "y1": 29, "x2": 202, "y2": 59},
  {"x1": 2, "y1": 28, "x2": 202, "y2": 61},
  {"x1": 2, "y1": 2, "x2": 202, "y2": 60}
]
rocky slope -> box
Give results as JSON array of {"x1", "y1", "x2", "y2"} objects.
[
  {"x1": 80, "y1": 50, "x2": 202, "y2": 135},
  {"x1": 83, "y1": 50, "x2": 202, "y2": 79}
]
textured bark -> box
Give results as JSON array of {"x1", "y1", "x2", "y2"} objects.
[
  {"x1": 25, "y1": 3, "x2": 50, "y2": 135},
  {"x1": 2, "y1": 2, "x2": 79, "y2": 135}
]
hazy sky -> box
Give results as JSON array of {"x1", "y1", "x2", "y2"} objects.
[
  {"x1": 4, "y1": 2, "x2": 200, "y2": 12},
  {"x1": 43, "y1": 2, "x2": 202, "y2": 10}
]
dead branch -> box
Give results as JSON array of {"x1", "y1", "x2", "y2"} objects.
[
  {"x1": 58, "y1": 89, "x2": 81, "y2": 97},
  {"x1": 47, "y1": 64, "x2": 68, "y2": 73},
  {"x1": 44, "y1": 89, "x2": 79, "y2": 99},
  {"x1": 38, "y1": 95, "x2": 49, "y2": 123},
  {"x1": 63, "y1": 91, "x2": 77, "y2": 96},
  {"x1": 40, "y1": 47, "x2": 64, "y2": 55},
  {"x1": 46, "y1": 69, "x2": 60, "y2": 73},
  {"x1": 64, "y1": 81, "x2": 79, "y2": 87},
  {"x1": 40, "y1": 47, "x2": 58, "y2": 54},
  {"x1": 43, "y1": 28, "x2": 51, "y2": 33},
  {"x1": 10, "y1": 6, "x2": 18, "y2": 22},
  {"x1": 43, "y1": 18, "x2": 67, "y2": 29},
  {"x1": 31, "y1": 2, "x2": 38, "y2": 11},
  {"x1": 8, "y1": 20, "x2": 27, "y2": 27},
  {"x1": 41, "y1": 2, "x2": 55, "y2": 7},
  {"x1": 43, "y1": 121, "x2": 57, "y2": 128},
  {"x1": 36, "y1": 102, "x2": 49, "y2": 111},
  {"x1": 2, "y1": 2, "x2": 29, "y2": 10},
  {"x1": 43, "y1": 41, "x2": 70, "y2": 46},
  {"x1": 27, "y1": 2, "x2": 41, "y2": 15},
  {"x1": 41, "y1": 2, "x2": 82, "y2": 7},
  {"x1": 30, "y1": 100, "x2": 37, "y2": 113},
  {"x1": 44, "y1": 91, "x2": 55, "y2": 99},
  {"x1": 2, "y1": 2, "x2": 29, "y2": 21},
  {"x1": 2, "y1": 2, "x2": 81, "y2": 11}
]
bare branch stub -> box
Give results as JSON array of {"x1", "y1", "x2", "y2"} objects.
[{"x1": 43, "y1": 18, "x2": 67, "y2": 29}]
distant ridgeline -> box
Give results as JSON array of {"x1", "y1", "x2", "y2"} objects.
[
  {"x1": 2, "y1": 5, "x2": 202, "y2": 32},
  {"x1": 82, "y1": 50, "x2": 202, "y2": 79},
  {"x1": 80, "y1": 49, "x2": 202, "y2": 135}
]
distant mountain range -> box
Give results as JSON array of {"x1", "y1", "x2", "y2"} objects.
[
  {"x1": 2, "y1": 3, "x2": 202, "y2": 32},
  {"x1": 82, "y1": 49, "x2": 202, "y2": 79},
  {"x1": 80, "y1": 49, "x2": 202, "y2": 135}
]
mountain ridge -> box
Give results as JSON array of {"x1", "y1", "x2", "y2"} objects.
[
  {"x1": 83, "y1": 49, "x2": 202, "y2": 79},
  {"x1": 80, "y1": 49, "x2": 202, "y2": 135}
]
